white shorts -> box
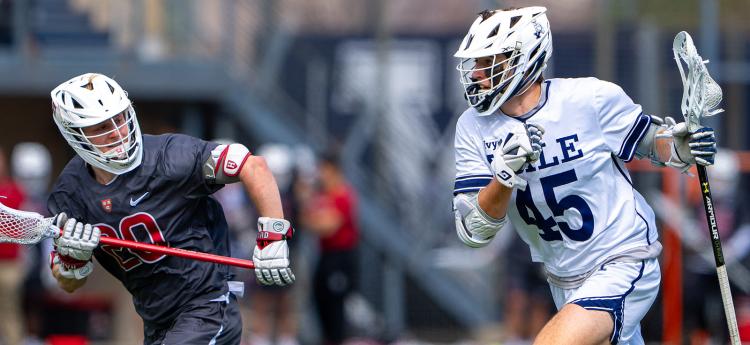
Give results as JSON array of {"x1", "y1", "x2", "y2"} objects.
[{"x1": 549, "y1": 258, "x2": 660, "y2": 345}]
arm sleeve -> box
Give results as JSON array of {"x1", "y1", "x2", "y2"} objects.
[
  {"x1": 594, "y1": 80, "x2": 652, "y2": 162},
  {"x1": 160, "y1": 134, "x2": 223, "y2": 198},
  {"x1": 453, "y1": 116, "x2": 493, "y2": 196}
]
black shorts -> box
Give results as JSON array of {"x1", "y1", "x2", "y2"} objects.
[{"x1": 144, "y1": 293, "x2": 242, "y2": 345}]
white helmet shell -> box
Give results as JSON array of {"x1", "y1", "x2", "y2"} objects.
[
  {"x1": 455, "y1": 7, "x2": 552, "y2": 116},
  {"x1": 51, "y1": 73, "x2": 143, "y2": 175}
]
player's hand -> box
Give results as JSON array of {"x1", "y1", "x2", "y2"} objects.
[
  {"x1": 666, "y1": 117, "x2": 717, "y2": 167},
  {"x1": 253, "y1": 217, "x2": 295, "y2": 286},
  {"x1": 54, "y1": 215, "x2": 100, "y2": 262},
  {"x1": 50, "y1": 213, "x2": 98, "y2": 280},
  {"x1": 490, "y1": 123, "x2": 544, "y2": 190}
]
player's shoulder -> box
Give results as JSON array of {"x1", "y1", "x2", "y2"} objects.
[
  {"x1": 142, "y1": 133, "x2": 214, "y2": 157},
  {"x1": 53, "y1": 156, "x2": 87, "y2": 191},
  {"x1": 143, "y1": 133, "x2": 196, "y2": 148},
  {"x1": 455, "y1": 107, "x2": 508, "y2": 134},
  {"x1": 456, "y1": 107, "x2": 480, "y2": 129},
  {"x1": 548, "y1": 77, "x2": 628, "y2": 105},
  {"x1": 547, "y1": 76, "x2": 618, "y2": 93},
  {"x1": 455, "y1": 108, "x2": 494, "y2": 143}
]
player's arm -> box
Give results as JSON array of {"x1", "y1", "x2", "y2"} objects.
[
  {"x1": 453, "y1": 123, "x2": 544, "y2": 248},
  {"x1": 205, "y1": 143, "x2": 295, "y2": 286},
  {"x1": 238, "y1": 155, "x2": 284, "y2": 218},
  {"x1": 204, "y1": 143, "x2": 283, "y2": 217},
  {"x1": 477, "y1": 179, "x2": 514, "y2": 218},
  {"x1": 635, "y1": 115, "x2": 717, "y2": 170}
]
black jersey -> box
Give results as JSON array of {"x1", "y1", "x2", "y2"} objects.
[{"x1": 48, "y1": 134, "x2": 232, "y2": 326}]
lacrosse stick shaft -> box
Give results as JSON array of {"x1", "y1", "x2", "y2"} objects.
[
  {"x1": 99, "y1": 236, "x2": 255, "y2": 269},
  {"x1": 696, "y1": 165, "x2": 741, "y2": 344}
]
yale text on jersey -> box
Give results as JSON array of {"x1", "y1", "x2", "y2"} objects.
[{"x1": 485, "y1": 133, "x2": 584, "y2": 171}]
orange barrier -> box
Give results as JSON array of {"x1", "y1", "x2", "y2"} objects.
[{"x1": 627, "y1": 153, "x2": 749, "y2": 345}]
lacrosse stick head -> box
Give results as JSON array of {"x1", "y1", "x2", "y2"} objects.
[
  {"x1": 673, "y1": 31, "x2": 724, "y2": 133},
  {"x1": 0, "y1": 202, "x2": 57, "y2": 244}
]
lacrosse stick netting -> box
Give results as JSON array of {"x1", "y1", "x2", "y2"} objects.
[
  {"x1": 0, "y1": 202, "x2": 57, "y2": 244},
  {"x1": 673, "y1": 31, "x2": 723, "y2": 132}
]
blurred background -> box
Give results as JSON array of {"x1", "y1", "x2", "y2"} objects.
[{"x1": 0, "y1": 0, "x2": 749, "y2": 344}]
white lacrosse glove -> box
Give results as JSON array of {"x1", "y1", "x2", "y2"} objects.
[
  {"x1": 661, "y1": 117, "x2": 717, "y2": 170},
  {"x1": 253, "y1": 217, "x2": 295, "y2": 286},
  {"x1": 51, "y1": 213, "x2": 99, "y2": 280},
  {"x1": 490, "y1": 123, "x2": 544, "y2": 190}
]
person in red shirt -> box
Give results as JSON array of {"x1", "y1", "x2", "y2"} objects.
[
  {"x1": 0, "y1": 146, "x2": 26, "y2": 345},
  {"x1": 301, "y1": 152, "x2": 358, "y2": 345}
]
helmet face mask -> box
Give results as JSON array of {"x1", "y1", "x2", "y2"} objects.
[
  {"x1": 51, "y1": 73, "x2": 143, "y2": 175},
  {"x1": 77, "y1": 110, "x2": 138, "y2": 158},
  {"x1": 454, "y1": 7, "x2": 553, "y2": 116},
  {"x1": 457, "y1": 50, "x2": 525, "y2": 113}
]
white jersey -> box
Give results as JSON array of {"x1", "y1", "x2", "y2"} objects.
[{"x1": 454, "y1": 77, "x2": 659, "y2": 277}]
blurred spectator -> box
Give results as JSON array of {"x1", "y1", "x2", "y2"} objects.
[
  {"x1": 0, "y1": 146, "x2": 26, "y2": 345},
  {"x1": 11, "y1": 142, "x2": 55, "y2": 344},
  {"x1": 300, "y1": 151, "x2": 359, "y2": 345},
  {"x1": 11, "y1": 142, "x2": 52, "y2": 203},
  {"x1": 682, "y1": 149, "x2": 750, "y2": 344}
]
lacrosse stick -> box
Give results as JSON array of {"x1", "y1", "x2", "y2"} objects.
[
  {"x1": 0, "y1": 203, "x2": 254, "y2": 269},
  {"x1": 673, "y1": 30, "x2": 740, "y2": 345}
]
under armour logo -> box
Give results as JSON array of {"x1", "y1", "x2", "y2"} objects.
[{"x1": 226, "y1": 160, "x2": 237, "y2": 169}]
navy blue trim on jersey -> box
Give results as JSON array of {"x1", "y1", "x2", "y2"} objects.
[
  {"x1": 618, "y1": 113, "x2": 651, "y2": 162},
  {"x1": 611, "y1": 155, "x2": 633, "y2": 186},
  {"x1": 635, "y1": 210, "x2": 652, "y2": 245},
  {"x1": 501, "y1": 80, "x2": 551, "y2": 122},
  {"x1": 611, "y1": 155, "x2": 652, "y2": 244},
  {"x1": 570, "y1": 261, "x2": 646, "y2": 345},
  {"x1": 453, "y1": 174, "x2": 493, "y2": 195}
]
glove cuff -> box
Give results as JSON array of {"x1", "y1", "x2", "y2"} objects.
[
  {"x1": 257, "y1": 217, "x2": 293, "y2": 250},
  {"x1": 50, "y1": 252, "x2": 93, "y2": 280},
  {"x1": 490, "y1": 156, "x2": 527, "y2": 190},
  {"x1": 258, "y1": 217, "x2": 293, "y2": 236}
]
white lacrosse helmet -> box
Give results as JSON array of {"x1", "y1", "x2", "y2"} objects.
[
  {"x1": 455, "y1": 7, "x2": 552, "y2": 116},
  {"x1": 11, "y1": 142, "x2": 52, "y2": 197},
  {"x1": 51, "y1": 73, "x2": 143, "y2": 175}
]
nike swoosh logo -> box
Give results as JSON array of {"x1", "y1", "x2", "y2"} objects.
[{"x1": 130, "y1": 192, "x2": 150, "y2": 207}]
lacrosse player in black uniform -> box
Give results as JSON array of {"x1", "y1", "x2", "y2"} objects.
[{"x1": 46, "y1": 73, "x2": 295, "y2": 344}]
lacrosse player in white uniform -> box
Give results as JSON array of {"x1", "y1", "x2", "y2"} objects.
[{"x1": 452, "y1": 7, "x2": 717, "y2": 345}]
